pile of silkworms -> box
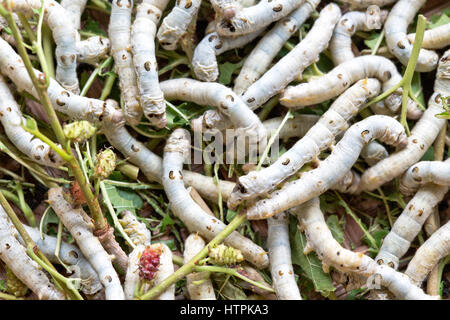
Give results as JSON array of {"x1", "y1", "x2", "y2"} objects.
[{"x1": 0, "y1": 0, "x2": 448, "y2": 300}]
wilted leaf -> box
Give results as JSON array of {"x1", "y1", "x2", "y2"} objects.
[
  {"x1": 84, "y1": 18, "x2": 107, "y2": 37},
  {"x1": 428, "y1": 9, "x2": 450, "y2": 29},
  {"x1": 212, "y1": 273, "x2": 247, "y2": 300},
  {"x1": 289, "y1": 215, "x2": 335, "y2": 297}
]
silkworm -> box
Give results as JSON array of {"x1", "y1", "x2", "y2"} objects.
[
  {"x1": 0, "y1": 204, "x2": 65, "y2": 300},
  {"x1": 280, "y1": 55, "x2": 423, "y2": 120},
  {"x1": 332, "y1": 169, "x2": 361, "y2": 194},
  {"x1": 359, "y1": 50, "x2": 450, "y2": 192},
  {"x1": 76, "y1": 36, "x2": 111, "y2": 66},
  {"x1": 162, "y1": 128, "x2": 269, "y2": 269},
  {"x1": 407, "y1": 23, "x2": 450, "y2": 50},
  {"x1": 192, "y1": 29, "x2": 263, "y2": 82},
  {"x1": 157, "y1": 0, "x2": 202, "y2": 50},
  {"x1": 123, "y1": 244, "x2": 145, "y2": 300},
  {"x1": 160, "y1": 78, "x2": 267, "y2": 150},
  {"x1": 0, "y1": 75, "x2": 64, "y2": 167},
  {"x1": 0, "y1": 37, "x2": 118, "y2": 124},
  {"x1": 360, "y1": 140, "x2": 389, "y2": 166},
  {"x1": 241, "y1": 3, "x2": 341, "y2": 110},
  {"x1": 244, "y1": 115, "x2": 408, "y2": 220},
  {"x1": 329, "y1": 6, "x2": 387, "y2": 65},
  {"x1": 228, "y1": 79, "x2": 381, "y2": 209},
  {"x1": 61, "y1": 0, "x2": 87, "y2": 30},
  {"x1": 375, "y1": 183, "x2": 448, "y2": 270},
  {"x1": 367, "y1": 265, "x2": 437, "y2": 300},
  {"x1": 211, "y1": 0, "x2": 241, "y2": 20},
  {"x1": 109, "y1": 0, "x2": 142, "y2": 125},
  {"x1": 21, "y1": 225, "x2": 102, "y2": 296},
  {"x1": 9, "y1": 0, "x2": 79, "y2": 93},
  {"x1": 233, "y1": 0, "x2": 320, "y2": 95},
  {"x1": 267, "y1": 212, "x2": 302, "y2": 300},
  {"x1": 101, "y1": 107, "x2": 235, "y2": 203},
  {"x1": 292, "y1": 197, "x2": 377, "y2": 276},
  {"x1": 48, "y1": 187, "x2": 125, "y2": 300},
  {"x1": 152, "y1": 243, "x2": 175, "y2": 300},
  {"x1": 262, "y1": 114, "x2": 320, "y2": 140},
  {"x1": 131, "y1": 0, "x2": 170, "y2": 128},
  {"x1": 399, "y1": 159, "x2": 450, "y2": 196},
  {"x1": 119, "y1": 210, "x2": 151, "y2": 247},
  {"x1": 215, "y1": 0, "x2": 305, "y2": 36},
  {"x1": 339, "y1": 0, "x2": 397, "y2": 9},
  {"x1": 384, "y1": 0, "x2": 439, "y2": 72},
  {"x1": 184, "y1": 233, "x2": 216, "y2": 300},
  {"x1": 405, "y1": 220, "x2": 450, "y2": 286}
]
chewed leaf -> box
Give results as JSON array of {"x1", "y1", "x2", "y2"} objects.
[
  {"x1": 428, "y1": 9, "x2": 450, "y2": 29},
  {"x1": 218, "y1": 61, "x2": 243, "y2": 85},
  {"x1": 289, "y1": 215, "x2": 335, "y2": 297},
  {"x1": 364, "y1": 31, "x2": 384, "y2": 51},
  {"x1": 326, "y1": 215, "x2": 345, "y2": 245},
  {"x1": 104, "y1": 184, "x2": 143, "y2": 214}
]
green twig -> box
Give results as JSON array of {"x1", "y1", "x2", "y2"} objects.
[
  {"x1": 365, "y1": 15, "x2": 428, "y2": 135},
  {"x1": 137, "y1": 212, "x2": 247, "y2": 300}
]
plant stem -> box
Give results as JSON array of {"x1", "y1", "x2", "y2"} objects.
[
  {"x1": 100, "y1": 72, "x2": 117, "y2": 100},
  {"x1": 257, "y1": 110, "x2": 292, "y2": 170},
  {"x1": 258, "y1": 96, "x2": 279, "y2": 121},
  {"x1": 194, "y1": 265, "x2": 275, "y2": 293},
  {"x1": 137, "y1": 213, "x2": 247, "y2": 300},
  {"x1": 14, "y1": 182, "x2": 37, "y2": 227},
  {"x1": 80, "y1": 57, "x2": 113, "y2": 97},
  {"x1": 364, "y1": 15, "x2": 427, "y2": 135}
]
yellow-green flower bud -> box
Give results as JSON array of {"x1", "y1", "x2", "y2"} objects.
[
  {"x1": 63, "y1": 121, "x2": 96, "y2": 143},
  {"x1": 6, "y1": 266, "x2": 28, "y2": 297},
  {"x1": 208, "y1": 244, "x2": 244, "y2": 265},
  {"x1": 94, "y1": 149, "x2": 116, "y2": 180}
]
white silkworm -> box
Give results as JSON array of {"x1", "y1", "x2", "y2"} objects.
[
  {"x1": 101, "y1": 108, "x2": 235, "y2": 203},
  {"x1": 157, "y1": 0, "x2": 202, "y2": 50},
  {"x1": 21, "y1": 225, "x2": 102, "y2": 295},
  {"x1": 407, "y1": 23, "x2": 450, "y2": 50},
  {"x1": 267, "y1": 212, "x2": 302, "y2": 300},
  {"x1": 384, "y1": 0, "x2": 439, "y2": 72},
  {"x1": 375, "y1": 183, "x2": 448, "y2": 270},
  {"x1": 292, "y1": 198, "x2": 377, "y2": 276},
  {"x1": 280, "y1": 55, "x2": 423, "y2": 120},
  {"x1": 233, "y1": 0, "x2": 320, "y2": 95},
  {"x1": 244, "y1": 115, "x2": 408, "y2": 220},
  {"x1": 329, "y1": 6, "x2": 387, "y2": 65},
  {"x1": 160, "y1": 78, "x2": 267, "y2": 150},
  {"x1": 332, "y1": 169, "x2": 361, "y2": 194},
  {"x1": 228, "y1": 79, "x2": 381, "y2": 208},
  {"x1": 0, "y1": 75, "x2": 64, "y2": 167},
  {"x1": 119, "y1": 210, "x2": 151, "y2": 247},
  {"x1": 151, "y1": 243, "x2": 175, "y2": 300},
  {"x1": 9, "y1": 0, "x2": 79, "y2": 93},
  {"x1": 0, "y1": 204, "x2": 65, "y2": 300},
  {"x1": 399, "y1": 159, "x2": 450, "y2": 196},
  {"x1": 184, "y1": 233, "x2": 216, "y2": 300},
  {"x1": 367, "y1": 265, "x2": 437, "y2": 300},
  {"x1": 48, "y1": 187, "x2": 125, "y2": 300},
  {"x1": 405, "y1": 221, "x2": 450, "y2": 286},
  {"x1": 211, "y1": 0, "x2": 241, "y2": 20},
  {"x1": 123, "y1": 244, "x2": 145, "y2": 300},
  {"x1": 339, "y1": 0, "x2": 397, "y2": 9},
  {"x1": 360, "y1": 140, "x2": 389, "y2": 166},
  {"x1": 192, "y1": 29, "x2": 263, "y2": 82},
  {"x1": 109, "y1": 0, "x2": 142, "y2": 125},
  {"x1": 241, "y1": 3, "x2": 341, "y2": 110},
  {"x1": 162, "y1": 128, "x2": 269, "y2": 269},
  {"x1": 0, "y1": 37, "x2": 118, "y2": 124},
  {"x1": 262, "y1": 114, "x2": 320, "y2": 140},
  {"x1": 76, "y1": 36, "x2": 111, "y2": 66},
  {"x1": 131, "y1": 0, "x2": 169, "y2": 128},
  {"x1": 215, "y1": 0, "x2": 305, "y2": 36},
  {"x1": 61, "y1": 0, "x2": 87, "y2": 30},
  {"x1": 359, "y1": 50, "x2": 450, "y2": 192}
]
